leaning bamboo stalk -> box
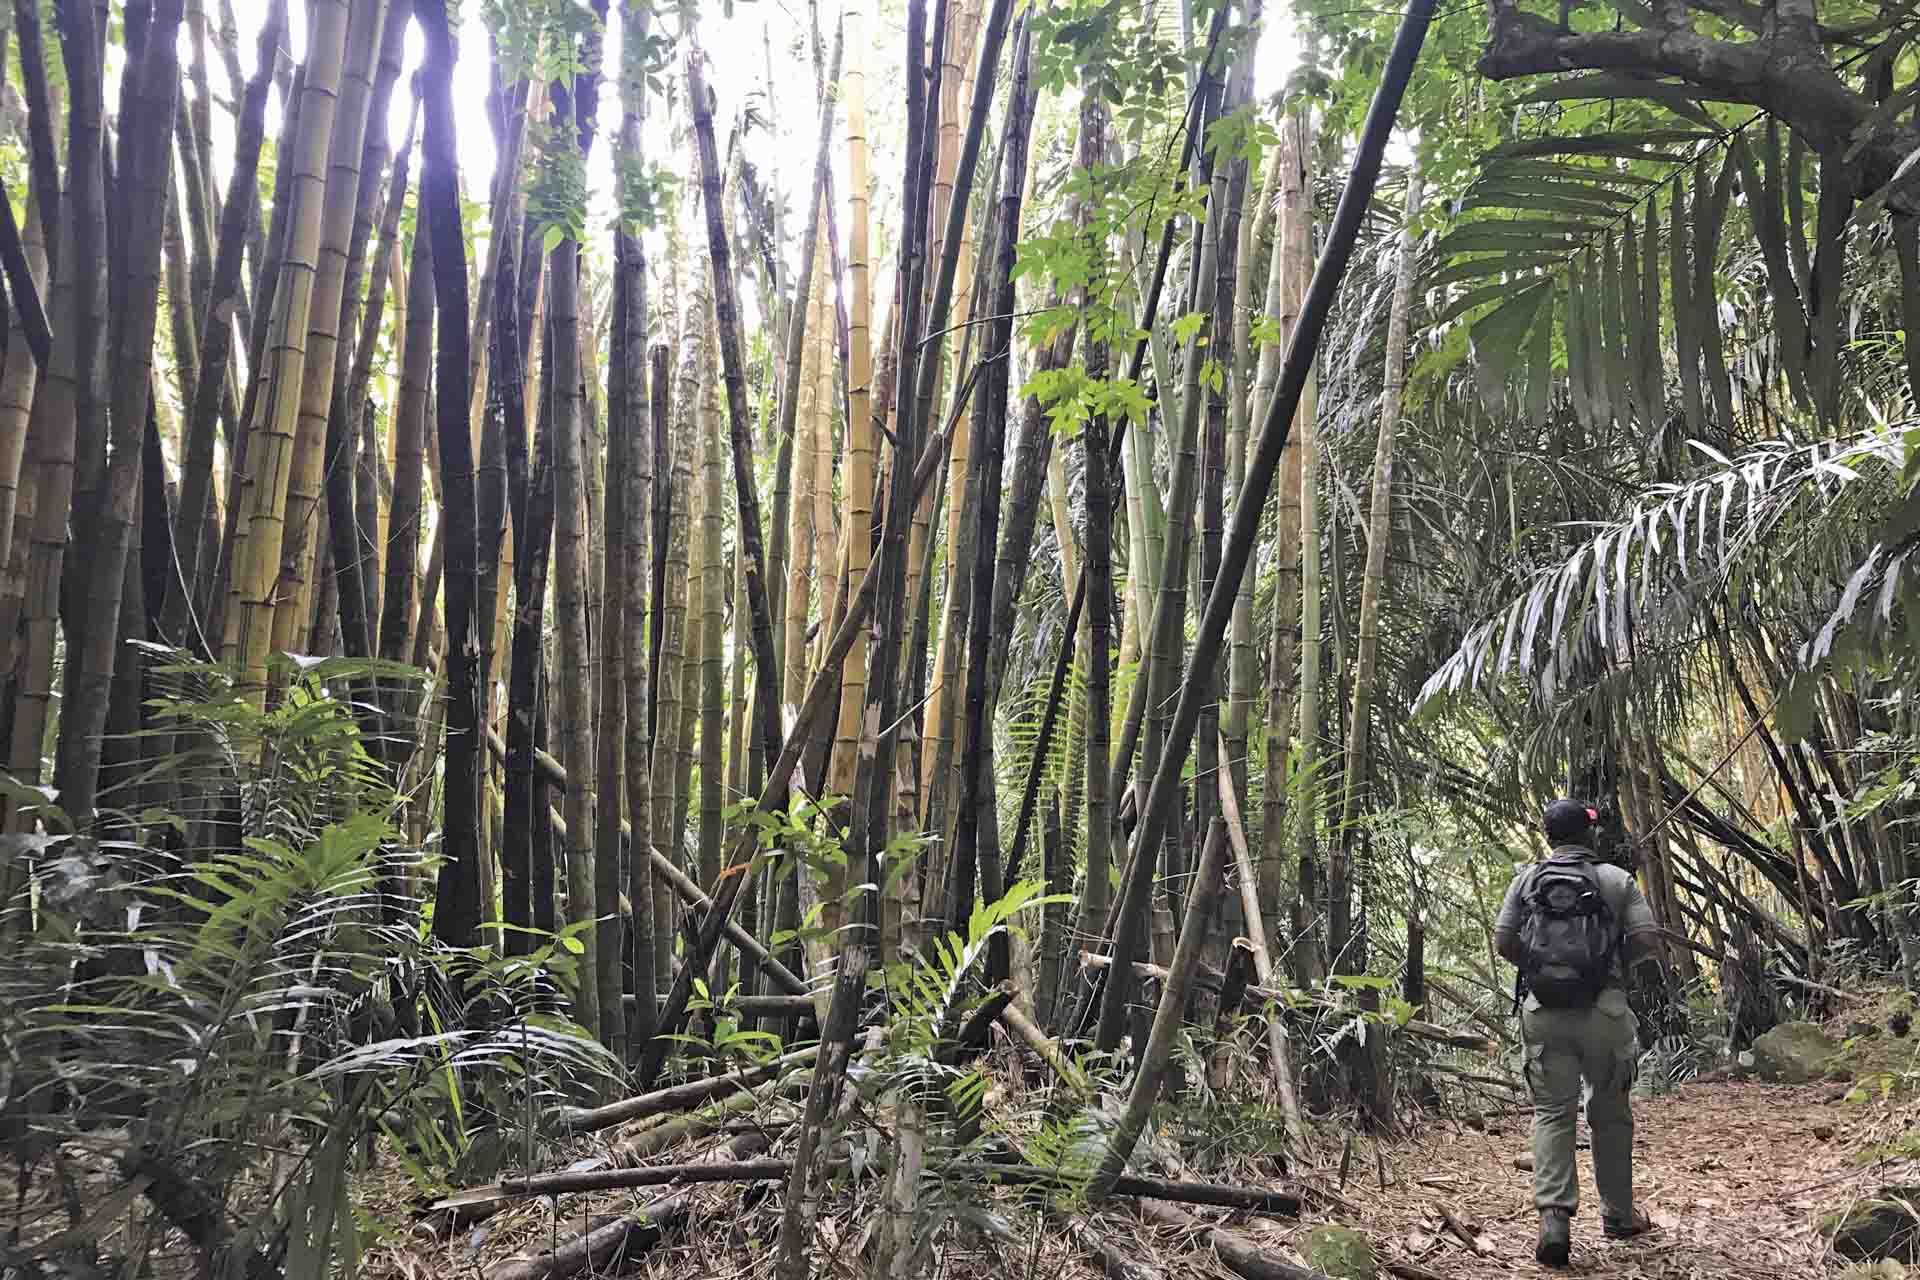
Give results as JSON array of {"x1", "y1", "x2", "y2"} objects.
[
  {"x1": 558, "y1": 1045, "x2": 820, "y2": 1135},
  {"x1": 698, "y1": 319, "x2": 727, "y2": 907},
  {"x1": 380, "y1": 219, "x2": 433, "y2": 675},
  {"x1": 782, "y1": 253, "x2": 821, "y2": 711},
  {"x1": 319, "y1": 0, "x2": 411, "y2": 659},
  {"x1": 651, "y1": 218, "x2": 700, "y2": 963},
  {"x1": 672, "y1": 400, "x2": 704, "y2": 866},
  {"x1": 596, "y1": 255, "x2": 633, "y2": 1059},
  {"x1": 1214, "y1": 736, "x2": 1307, "y2": 1145},
  {"x1": 417, "y1": 0, "x2": 487, "y2": 949},
  {"x1": 1088, "y1": 819, "x2": 1230, "y2": 1200}
]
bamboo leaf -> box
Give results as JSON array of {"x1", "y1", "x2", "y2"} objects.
[{"x1": 1465, "y1": 177, "x2": 1644, "y2": 205}]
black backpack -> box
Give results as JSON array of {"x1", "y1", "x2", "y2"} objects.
[{"x1": 1516, "y1": 855, "x2": 1618, "y2": 1009}]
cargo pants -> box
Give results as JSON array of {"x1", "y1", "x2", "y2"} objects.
[{"x1": 1520, "y1": 986, "x2": 1640, "y2": 1218}]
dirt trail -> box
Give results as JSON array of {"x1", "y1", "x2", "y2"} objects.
[{"x1": 1265, "y1": 1079, "x2": 1919, "y2": 1279}]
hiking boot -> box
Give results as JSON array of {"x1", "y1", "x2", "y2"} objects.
[
  {"x1": 1535, "y1": 1208, "x2": 1572, "y2": 1266},
  {"x1": 1603, "y1": 1209, "x2": 1656, "y2": 1240}
]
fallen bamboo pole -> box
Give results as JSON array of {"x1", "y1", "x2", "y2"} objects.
[
  {"x1": 555, "y1": 1045, "x2": 820, "y2": 1134},
  {"x1": 1140, "y1": 1200, "x2": 1330, "y2": 1280},
  {"x1": 456, "y1": 1158, "x2": 1302, "y2": 1216}
]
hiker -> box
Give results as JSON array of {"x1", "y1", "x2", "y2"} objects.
[{"x1": 1493, "y1": 798, "x2": 1665, "y2": 1267}]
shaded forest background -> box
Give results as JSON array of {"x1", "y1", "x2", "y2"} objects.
[{"x1": 0, "y1": 0, "x2": 1917, "y2": 1272}]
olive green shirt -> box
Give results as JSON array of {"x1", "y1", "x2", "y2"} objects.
[{"x1": 1493, "y1": 845, "x2": 1659, "y2": 1002}]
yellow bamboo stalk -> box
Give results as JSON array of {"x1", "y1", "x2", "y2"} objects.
[
  {"x1": 273, "y1": 0, "x2": 389, "y2": 655},
  {"x1": 807, "y1": 244, "x2": 838, "y2": 680},
  {"x1": 783, "y1": 238, "x2": 821, "y2": 711},
  {"x1": 225, "y1": 0, "x2": 356, "y2": 694},
  {"x1": 830, "y1": 0, "x2": 874, "y2": 805}
]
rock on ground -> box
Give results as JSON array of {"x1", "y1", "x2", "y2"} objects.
[
  {"x1": 1752, "y1": 1021, "x2": 1840, "y2": 1084},
  {"x1": 1301, "y1": 1223, "x2": 1377, "y2": 1280},
  {"x1": 1823, "y1": 1187, "x2": 1920, "y2": 1263}
]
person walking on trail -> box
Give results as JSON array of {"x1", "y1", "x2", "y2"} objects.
[{"x1": 1494, "y1": 798, "x2": 1665, "y2": 1267}]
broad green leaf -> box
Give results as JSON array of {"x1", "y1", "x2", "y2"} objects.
[
  {"x1": 1487, "y1": 160, "x2": 1666, "y2": 188},
  {"x1": 1524, "y1": 290, "x2": 1554, "y2": 425},
  {"x1": 1433, "y1": 223, "x2": 1599, "y2": 256},
  {"x1": 1581, "y1": 250, "x2": 1614, "y2": 427},
  {"x1": 1601, "y1": 232, "x2": 1634, "y2": 428},
  {"x1": 1491, "y1": 130, "x2": 1715, "y2": 162},
  {"x1": 1458, "y1": 192, "x2": 1635, "y2": 220},
  {"x1": 1469, "y1": 281, "x2": 1550, "y2": 412},
  {"x1": 1510, "y1": 73, "x2": 1723, "y2": 127},
  {"x1": 1695, "y1": 151, "x2": 1738, "y2": 426},
  {"x1": 1670, "y1": 169, "x2": 1703, "y2": 432},
  {"x1": 1565, "y1": 266, "x2": 1595, "y2": 428},
  {"x1": 1428, "y1": 253, "x2": 1565, "y2": 289},
  {"x1": 1432, "y1": 279, "x2": 1524, "y2": 327},
  {"x1": 1639, "y1": 196, "x2": 1664, "y2": 426}
]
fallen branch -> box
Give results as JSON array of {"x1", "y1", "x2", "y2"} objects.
[
  {"x1": 1434, "y1": 1202, "x2": 1491, "y2": 1256},
  {"x1": 1773, "y1": 971, "x2": 1863, "y2": 1002},
  {"x1": 496, "y1": 1159, "x2": 789, "y2": 1198},
  {"x1": 556, "y1": 1046, "x2": 820, "y2": 1134},
  {"x1": 448, "y1": 1156, "x2": 1300, "y2": 1216},
  {"x1": 1067, "y1": 1215, "x2": 1163, "y2": 1280},
  {"x1": 983, "y1": 1164, "x2": 1301, "y2": 1215},
  {"x1": 998, "y1": 999, "x2": 1091, "y2": 1095},
  {"x1": 479, "y1": 1197, "x2": 692, "y2": 1280},
  {"x1": 615, "y1": 1077, "x2": 807, "y2": 1164},
  {"x1": 1139, "y1": 1199, "x2": 1331, "y2": 1280}
]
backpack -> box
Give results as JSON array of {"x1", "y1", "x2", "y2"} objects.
[{"x1": 1516, "y1": 856, "x2": 1618, "y2": 1010}]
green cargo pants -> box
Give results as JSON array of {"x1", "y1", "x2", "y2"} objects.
[{"x1": 1520, "y1": 986, "x2": 1639, "y2": 1219}]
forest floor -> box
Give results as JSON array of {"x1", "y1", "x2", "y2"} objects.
[{"x1": 369, "y1": 1032, "x2": 1920, "y2": 1280}]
